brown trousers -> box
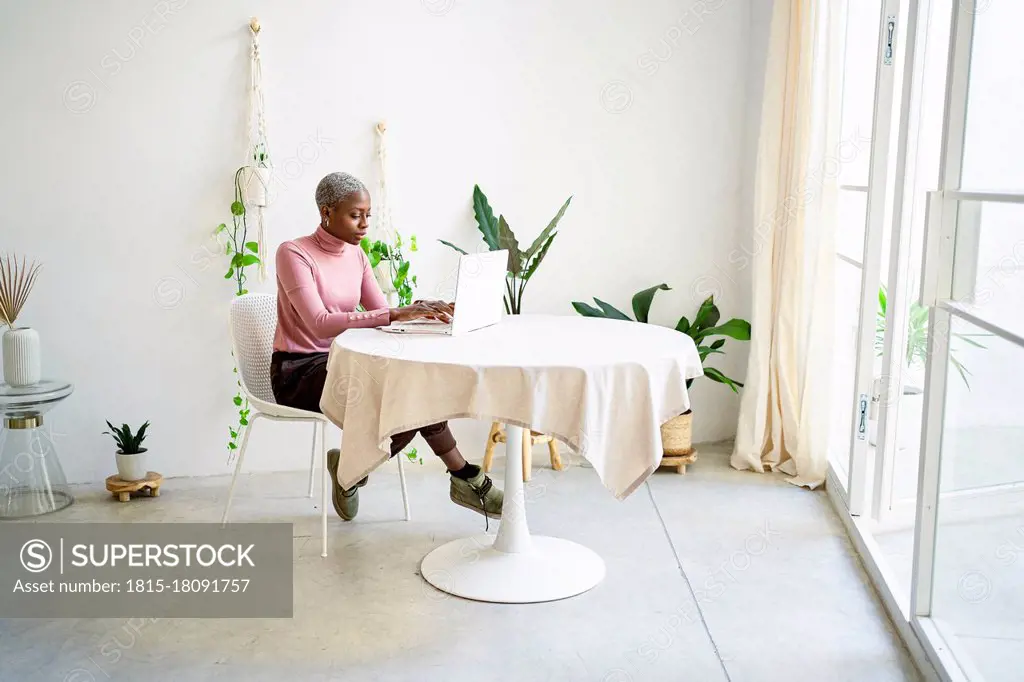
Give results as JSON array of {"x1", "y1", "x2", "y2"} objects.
[{"x1": 269, "y1": 351, "x2": 457, "y2": 457}]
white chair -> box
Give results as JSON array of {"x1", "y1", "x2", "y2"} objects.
[{"x1": 220, "y1": 293, "x2": 411, "y2": 558}]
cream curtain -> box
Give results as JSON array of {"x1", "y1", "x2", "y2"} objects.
[{"x1": 731, "y1": 0, "x2": 843, "y2": 488}]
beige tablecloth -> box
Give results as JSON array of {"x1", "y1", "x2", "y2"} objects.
[{"x1": 320, "y1": 314, "x2": 702, "y2": 499}]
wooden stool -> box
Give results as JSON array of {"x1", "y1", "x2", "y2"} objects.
[
  {"x1": 105, "y1": 472, "x2": 163, "y2": 503},
  {"x1": 481, "y1": 422, "x2": 564, "y2": 481},
  {"x1": 658, "y1": 449, "x2": 698, "y2": 474}
]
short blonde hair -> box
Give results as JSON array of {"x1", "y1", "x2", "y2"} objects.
[{"x1": 315, "y1": 172, "x2": 367, "y2": 209}]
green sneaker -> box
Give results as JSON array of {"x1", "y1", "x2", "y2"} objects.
[
  {"x1": 326, "y1": 449, "x2": 367, "y2": 521},
  {"x1": 449, "y1": 470, "x2": 503, "y2": 520}
]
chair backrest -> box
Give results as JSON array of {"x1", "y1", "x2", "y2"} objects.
[{"x1": 229, "y1": 293, "x2": 278, "y2": 404}]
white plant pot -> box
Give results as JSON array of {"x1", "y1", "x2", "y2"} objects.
[
  {"x1": 897, "y1": 387, "x2": 924, "y2": 450},
  {"x1": 116, "y1": 450, "x2": 148, "y2": 481},
  {"x1": 373, "y1": 262, "x2": 397, "y2": 295},
  {"x1": 243, "y1": 166, "x2": 272, "y2": 207},
  {"x1": 2, "y1": 327, "x2": 41, "y2": 387},
  {"x1": 866, "y1": 377, "x2": 925, "y2": 450}
]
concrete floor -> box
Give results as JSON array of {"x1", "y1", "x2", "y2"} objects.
[{"x1": 1, "y1": 444, "x2": 920, "y2": 682}]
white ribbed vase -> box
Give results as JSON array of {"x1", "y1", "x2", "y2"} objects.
[{"x1": 2, "y1": 327, "x2": 41, "y2": 387}]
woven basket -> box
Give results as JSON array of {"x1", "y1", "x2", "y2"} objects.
[{"x1": 661, "y1": 412, "x2": 693, "y2": 455}]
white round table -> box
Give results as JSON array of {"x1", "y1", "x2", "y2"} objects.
[{"x1": 324, "y1": 314, "x2": 701, "y2": 603}]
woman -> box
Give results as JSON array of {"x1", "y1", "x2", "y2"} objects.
[{"x1": 270, "y1": 171, "x2": 503, "y2": 522}]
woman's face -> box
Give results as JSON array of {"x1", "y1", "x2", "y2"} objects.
[{"x1": 322, "y1": 190, "x2": 371, "y2": 245}]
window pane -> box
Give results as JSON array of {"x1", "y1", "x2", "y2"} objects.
[
  {"x1": 837, "y1": 189, "x2": 868, "y2": 263},
  {"x1": 829, "y1": 257, "x2": 864, "y2": 484},
  {"x1": 838, "y1": 0, "x2": 883, "y2": 186},
  {"x1": 951, "y1": 200, "x2": 1024, "y2": 340},
  {"x1": 867, "y1": 0, "x2": 954, "y2": 608},
  {"x1": 961, "y1": 3, "x2": 1024, "y2": 191},
  {"x1": 931, "y1": 317, "x2": 1024, "y2": 681}
]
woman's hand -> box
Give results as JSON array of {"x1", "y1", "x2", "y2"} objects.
[
  {"x1": 390, "y1": 300, "x2": 454, "y2": 323},
  {"x1": 415, "y1": 299, "x2": 454, "y2": 316}
]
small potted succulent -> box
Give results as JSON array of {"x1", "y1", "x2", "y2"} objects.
[{"x1": 104, "y1": 421, "x2": 150, "y2": 481}]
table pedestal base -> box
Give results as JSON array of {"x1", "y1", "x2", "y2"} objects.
[
  {"x1": 0, "y1": 411, "x2": 74, "y2": 519},
  {"x1": 421, "y1": 534, "x2": 605, "y2": 603},
  {"x1": 419, "y1": 424, "x2": 606, "y2": 603}
]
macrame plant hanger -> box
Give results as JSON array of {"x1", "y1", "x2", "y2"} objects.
[
  {"x1": 247, "y1": 17, "x2": 271, "y2": 281},
  {"x1": 374, "y1": 122, "x2": 397, "y2": 245},
  {"x1": 373, "y1": 122, "x2": 399, "y2": 305}
]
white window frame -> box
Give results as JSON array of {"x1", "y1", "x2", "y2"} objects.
[{"x1": 825, "y1": 0, "x2": 1024, "y2": 679}]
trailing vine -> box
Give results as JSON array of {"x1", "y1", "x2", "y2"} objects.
[{"x1": 219, "y1": 167, "x2": 263, "y2": 456}]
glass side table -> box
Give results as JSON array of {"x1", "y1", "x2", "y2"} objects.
[{"x1": 0, "y1": 380, "x2": 74, "y2": 518}]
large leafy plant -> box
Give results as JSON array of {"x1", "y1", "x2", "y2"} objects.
[
  {"x1": 572, "y1": 284, "x2": 751, "y2": 392},
  {"x1": 439, "y1": 185, "x2": 571, "y2": 315},
  {"x1": 103, "y1": 421, "x2": 149, "y2": 455},
  {"x1": 875, "y1": 285, "x2": 984, "y2": 387}
]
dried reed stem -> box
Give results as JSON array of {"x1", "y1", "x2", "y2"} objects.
[{"x1": 0, "y1": 254, "x2": 42, "y2": 328}]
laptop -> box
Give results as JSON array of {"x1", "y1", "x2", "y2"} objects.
[{"x1": 381, "y1": 250, "x2": 508, "y2": 336}]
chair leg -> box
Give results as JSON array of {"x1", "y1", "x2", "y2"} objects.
[
  {"x1": 222, "y1": 414, "x2": 258, "y2": 526},
  {"x1": 548, "y1": 438, "x2": 564, "y2": 471},
  {"x1": 307, "y1": 421, "x2": 319, "y2": 498},
  {"x1": 397, "y1": 449, "x2": 411, "y2": 522},
  {"x1": 320, "y1": 421, "x2": 328, "y2": 558},
  {"x1": 522, "y1": 430, "x2": 532, "y2": 482},
  {"x1": 482, "y1": 421, "x2": 500, "y2": 472}
]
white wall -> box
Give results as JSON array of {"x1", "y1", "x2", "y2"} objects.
[{"x1": 0, "y1": 0, "x2": 768, "y2": 483}]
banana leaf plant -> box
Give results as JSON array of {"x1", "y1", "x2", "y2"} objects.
[
  {"x1": 439, "y1": 184, "x2": 572, "y2": 315},
  {"x1": 572, "y1": 284, "x2": 751, "y2": 395}
]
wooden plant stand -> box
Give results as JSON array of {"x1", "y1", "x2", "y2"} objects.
[
  {"x1": 105, "y1": 472, "x2": 163, "y2": 503},
  {"x1": 482, "y1": 422, "x2": 564, "y2": 481},
  {"x1": 659, "y1": 449, "x2": 698, "y2": 475}
]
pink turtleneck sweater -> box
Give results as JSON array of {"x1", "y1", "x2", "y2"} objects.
[{"x1": 273, "y1": 226, "x2": 392, "y2": 354}]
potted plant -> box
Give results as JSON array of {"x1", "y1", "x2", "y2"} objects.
[
  {"x1": 360, "y1": 233, "x2": 422, "y2": 464},
  {"x1": 0, "y1": 255, "x2": 43, "y2": 387},
  {"x1": 439, "y1": 185, "x2": 572, "y2": 468},
  {"x1": 241, "y1": 142, "x2": 272, "y2": 207},
  {"x1": 572, "y1": 284, "x2": 750, "y2": 455},
  {"x1": 104, "y1": 421, "x2": 150, "y2": 482},
  {"x1": 361, "y1": 231, "x2": 418, "y2": 307},
  {"x1": 439, "y1": 185, "x2": 572, "y2": 314},
  {"x1": 870, "y1": 285, "x2": 984, "y2": 447}
]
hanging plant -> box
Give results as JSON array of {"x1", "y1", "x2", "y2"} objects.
[
  {"x1": 217, "y1": 169, "x2": 263, "y2": 297},
  {"x1": 220, "y1": 18, "x2": 273, "y2": 459},
  {"x1": 217, "y1": 162, "x2": 264, "y2": 456}
]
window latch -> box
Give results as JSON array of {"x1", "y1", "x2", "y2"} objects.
[
  {"x1": 884, "y1": 15, "x2": 896, "y2": 66},
  {"x1": 857, "y1": 393, "x2": 869, "y2": 440}
]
